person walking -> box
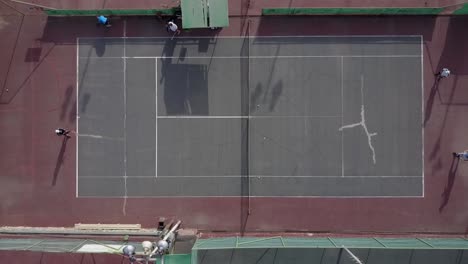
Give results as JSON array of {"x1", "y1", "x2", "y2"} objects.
[
  {"x1": 55, "y1": 128, "x2": 71, "y2": 138},
  {"x1": 436, "y1": 68, "x2": 450, "y2": 79},
  {"x1": 166, "y1": 21, "x2": 180, "y2": 35},
  {"x1": 453, "y1": 150, "x2": 468, "y2": 161},
  {"x1": 97, "y1": 15, "x2": 111, "y2": 27}
]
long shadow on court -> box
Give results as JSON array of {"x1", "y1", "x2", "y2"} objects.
[
  {"x1": 439, "y1": 156, "x2": 460, "y2": 212},
  {"x1": 240, "y1": 27, "x2": 250, "y2": 235},
  {"x1": 423, "y1": 78, "x2": 440, "y2": 126},
  {"x1": 51, "y1": 136, "x2": 70, "y2": 186}
]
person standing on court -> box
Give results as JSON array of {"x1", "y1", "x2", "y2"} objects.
[
  {"x1": 97, "y1": 15, "x2": 111, "y2": 27},
  {"x1": 453, "y1": 150, "x2": 468, "y2": 161},
  {"x1": 166, "y1": 21, "x2": 181, "y2": 35},
  {"x1": 436, "y1": 68, "x2": 450, "y2": 79}
]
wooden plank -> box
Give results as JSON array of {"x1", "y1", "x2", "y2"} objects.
[{"x1": 74, "y1": 224, "x2": 141, "y2": 230}]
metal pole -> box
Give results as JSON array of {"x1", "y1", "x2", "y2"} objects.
[
  {"x1": 148, "y1": 221, "x2": 181, "y2": 258},
  {"x1": 343, "y1": 247, "x2": 364, "y2": 264}
]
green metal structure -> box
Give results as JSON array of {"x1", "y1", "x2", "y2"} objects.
[
  {"x1": 2, "y1": 236, "x2": 468, "y2": 264},
  {"x1": 180, "y1": 0, "x2": 229, "y2": 29},
  {"x1": 193, "y1": 236, "x2": 468, "y2": 250},
  {"x1": 191, "y1": 236, "x2": 468, "y2": 264}
]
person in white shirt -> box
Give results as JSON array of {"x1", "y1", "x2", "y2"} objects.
[
  {"x1": 166, "y1": 21, "x2": 180, "y2": 35},
  {"x1": 453, "y1": 150, "x2": 468, "y2": 161},
  {"x1": 436, "y1": 68, "x2": 450, "y2": 79}
]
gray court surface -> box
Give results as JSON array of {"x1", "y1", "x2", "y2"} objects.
[{"x1": 77, "y1": 36, "x2": 423, "y2": 197}]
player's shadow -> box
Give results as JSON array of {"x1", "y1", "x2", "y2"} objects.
[
  {"x1": 439, "y1": 156, "x2": 460, "y2": 212},
  {"x1": 423, "y1": 78, "x2": 441, "y2": 126},
  {"x1": 159, "y1": 38, "x2": 177, "y2": 83},
  {"x1": 160, "y1": 38, "x2": 210, "y2": 115},
  {"x1": 59, "y1": 85, "x2": 74, "y2": 121},
  {"x1": 269, "y1": 80, "x2": 283, "y2": 112},
  {"x1": 162, "y1": 63, "x2": 209, "y2": 115},
  {"x1": 94, "y1": 39, "x2": 106, "y2": 57},
  {"x1": 79, "y1": 93, "x2": 91, "y2": 114},
  {"x1": 51, "y1": 136, "x2": 69, "y2": 186}
]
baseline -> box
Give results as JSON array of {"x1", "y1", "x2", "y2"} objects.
[
  {"x1": 78, "y1": 175, "x2": 423, "y2": 178},
  {"x1": 78, "y1": 55, "x2": 422, "y2": 59}
]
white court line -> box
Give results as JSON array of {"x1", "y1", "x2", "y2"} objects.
[
  {"x1": 78, "y1": 195, "x2": 424, "y2": 198},
  {"x1": 155, "y1": 58, "x2": 158, "y2": 179},
  {"x1": 76, "y1": 35, "x2": 425, "y2": 199},
  {"x1": 122, "y1": 35, "x2": 128, "y2": 216},
  {"x1": 341, "y1": 56, "x2": 344, "y2": 177},
  {"x1": 78, "y1": 35, "x2": 424, "y2": 40},
  {"x1": 156, "y1": 115, "x2": 341, "y2": 119},
  {"x1": 79, "y1": 175, "x2": 424, "y2": 178},
  {"x1": 79, "y1": 55, "x2": 423, "y2": 59},
  {"x1": 247, "y1": 28, "x2": 252, "y2": 204},
  {"x1": 421, "y1": 35, "x2": 425, "y2": 198},
  {"x1": 76, "y1": 37, "x2": 79, "y2": 198}
]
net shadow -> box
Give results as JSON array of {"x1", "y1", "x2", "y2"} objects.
[{"x1": 240, "y1": 20, "x2": 250, "y2": 235}]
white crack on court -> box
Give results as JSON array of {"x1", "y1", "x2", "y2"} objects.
[
  {"x1": 339, "y1": 75, "x2": 378, "y2": 164},
  {"x1": 122, "y1": 176, "x2": 128, "y2": 216}
]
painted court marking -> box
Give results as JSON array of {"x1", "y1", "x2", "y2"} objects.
[
  {"x1": 421, "y1": 35, "x2": 425, "y2": 197},
  {"x1": 155, "y1": 58, "x2": 158, "y2": 180},
  {"x1": 75, "y1": 38, "x2": 79, "y2": 198},
  {"x1": 156, "y1": 115, "x2": 341, "y2": 119},
  {"x1": 340, "y1": 56, "x2": 344, "y2": 177},
  {"x1": 78, "y1": 35, "x2": 424, "y2": 40},
  {"x1": 79, "y1": 55, "x2": 422, "y2": 59},
  {"x1": 122, "y1": 35, "x2": 128, "y2": 215},
  {"x1": 76, "y1": 36, "x2": 424, "y2": 198},
  {"x1": 79, "y1": 195, "x2": 424, "y2": 199},
  {"x1": 79, "y1": 175, "x2": 423, "y2": 178}
]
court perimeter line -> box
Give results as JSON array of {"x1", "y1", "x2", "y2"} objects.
[
  {"x1": 421, "y1": 35, "x2": 425, "y2": 198},
  {"x1": 155, "y1": 58, "x2": 158, "y2": 179},
  {"x1": 156, "y1": 115, "x2": 342, "y2": 119},
  {"x1": 78, "y1": 175, "x2": 424, "y2": 178},
  {"x1": 79, "y1": 55, "x2": 423, "y2": 59},
  {"x1": 75, "y1": 37, "x2": 79, "y2": 198},
  {"x1": 341, "y1": 56, "x2": 344, "y2": 177},
  {"x1": 122, "y1": 35, "x2": 128, "y2": 215},
  {"x1": 78, "y1": 35, "x2": 424, "y2": 40},
  {"x1": 77, "y1": 195, "x2": 424, "y2": 198}
]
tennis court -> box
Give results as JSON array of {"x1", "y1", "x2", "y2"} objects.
[{"x1": 77, "y1": 35, "x2": 423, "y2": 198}]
